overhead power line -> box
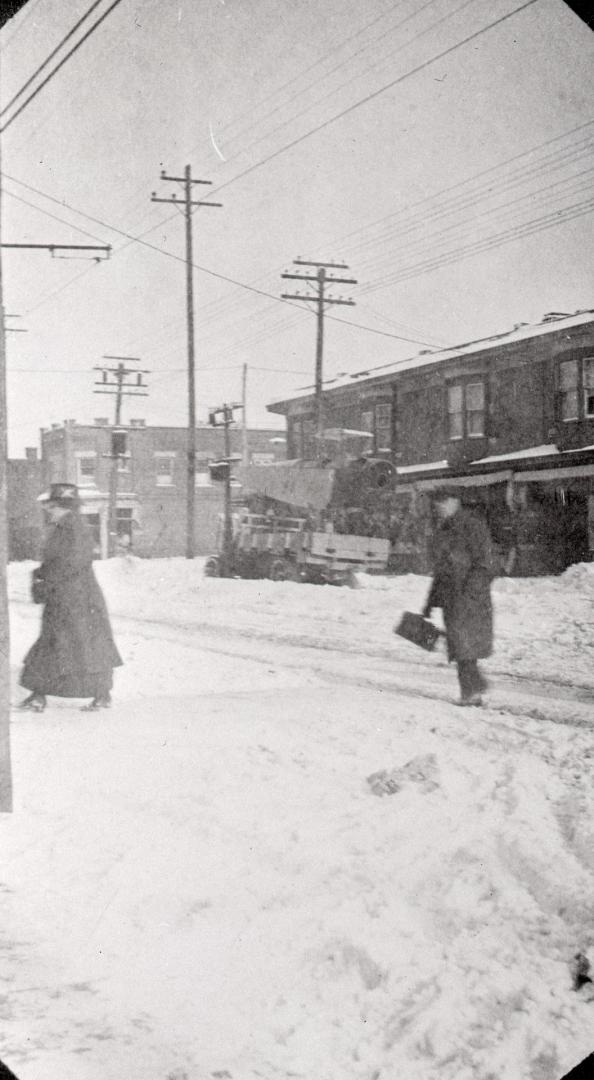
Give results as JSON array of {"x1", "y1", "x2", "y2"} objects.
[
  {"x1": 3, "y1": 186, "x2": 109, "y2": 243},
  {"x1": 358, "y1": 160, "x2": 594, "y2": 278},
  {"x1": 2, "y1": 169, "x2": 438, "y2": 346},
  {"x1": 0, "y1": 0, "x2": 105, "y2": 119},
  {"x1": 0, "y1": 0, "x2": 125, "y2": 134},
  {"x1": 347, "y1": 135, "x2": 594, "y2": 261},
  {"x1": 364, "y1": 194, "x2": 594, "y2": 291},
  {"x1": 230, "y1": 0, "x2": 475, "y2": 171},
  {"x1": 203, "y1": 0, "x2": 541, "y2": 201},
  {"x1": 0, "y1": 0, "x2": 44, "y2": 51},
  {"x1": 211, "y1": 0, "x2": 408, "y2": 147},
  {"x1": 211, "y1": 0, "x2": 449, "y2": 170}
]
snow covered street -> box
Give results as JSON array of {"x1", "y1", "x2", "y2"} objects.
[{"x1": 2, "y1": 559, "x2": 594, "y2": 1080}]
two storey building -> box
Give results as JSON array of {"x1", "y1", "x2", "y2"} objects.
[{"x1": 268, "y1": 310, "x2": 594, "y2": 575}]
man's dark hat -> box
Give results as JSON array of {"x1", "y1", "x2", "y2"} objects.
[{"x1": 37, "y1": 483, "x2": 80, "y2": 508}]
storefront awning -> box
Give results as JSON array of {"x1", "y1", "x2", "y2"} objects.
[
  {"x1": 411, "y1": 470, "x2": 512, "y2": 491},
  {"x1": 514, "y1": 463, "x2": 594, "y2": 483}
]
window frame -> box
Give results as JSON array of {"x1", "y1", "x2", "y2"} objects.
[
  {"x1": 446, "y1": 378, "x2": 486, "y2": 442},
  {"x1": 375, "y1": 401, "x2": 393, "y2": 452},
  {"x1": 75, "y1": 451, "x2": 97, "y2": 487},
  {"x1": 557, "y1": 354, "x2": 594, "y2": 423},
  {"x1": 154, "y1": 451, "x2": 176, "y2": 487}
]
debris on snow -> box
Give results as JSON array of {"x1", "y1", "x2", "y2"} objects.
[
  {"x1": 570, "y1": 952, "x2": 592, "y2": 991},
  {"x1": 367, "y1": 753, "x2": 440, "y2": 796}
]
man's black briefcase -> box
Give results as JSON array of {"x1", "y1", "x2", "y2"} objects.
[{"x1": 394, "y1": 611, "x2": 442, "y2": 652}]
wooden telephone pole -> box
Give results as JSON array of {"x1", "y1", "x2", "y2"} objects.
[
  {"x1": 151, "y1": 167, "x2": 222, "y2": 558},
  {"x1": 93, "y1": 356, "x2": 149, "y2": 556},
  {"x1": 0, "y1": 230, "x2": 11, "y2": 812},
  {"x1": 281, "y1": 259, "x2": 357, "y2": 450},
  {"x1": 208, "y1": 404, "x2": 242, "y2": 575},
  {"x1": 0, "y1": 224, "x2": 110, "y2": 812}
]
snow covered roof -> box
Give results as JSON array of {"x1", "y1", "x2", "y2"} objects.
[
  {"x1": 268, "y1": 309, "x2": 594, "y2": 411},
  {"x1": 397, "y1": 460, "x2": 449, "y2": 474},
  {"x1": 469, "y1": 444, "x2": 558, "y2": 465}
]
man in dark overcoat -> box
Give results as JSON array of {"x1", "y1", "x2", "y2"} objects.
[
  {"x1": 19, "y1": 483, "x2": 122, "y2": 712},
  {"x1": 423, "y1": 488, "x2": 494, "y2": 706}
]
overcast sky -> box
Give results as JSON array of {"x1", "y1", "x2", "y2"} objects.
[{"x1": 1, "y1": 0, "x2": 593, "y2": 454}]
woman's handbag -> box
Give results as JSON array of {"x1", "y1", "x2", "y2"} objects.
[
  {"x1": 31, "y1": 570, "x2": 46, "y2": 605},
  {"x1": 394, "y1": 610, "x2": 442, "y2": 652}
]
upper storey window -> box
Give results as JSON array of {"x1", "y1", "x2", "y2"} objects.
[
  {"x1": 559, "y1": 356, "x2": 594, "y2": 421},
  {"x1": 447, "y1": 380, "x2": 485, "y2": 440}
]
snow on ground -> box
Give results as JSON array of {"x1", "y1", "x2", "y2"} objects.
[
  {"x1": 2, "y1": 558, "x2": 594, "y2": 1080},
  {"x1": 9, "y1": 554, "x2": 594, "y2": 690}
]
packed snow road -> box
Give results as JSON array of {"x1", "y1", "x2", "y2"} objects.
[{"x1": 3, "y1": 559, "x2": 594, "y2": 1080}]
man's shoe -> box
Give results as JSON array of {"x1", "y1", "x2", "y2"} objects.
[
  {"x1": 82, "y1": 695, "x2": 111, "y2": 712},
  {"x1": 458, "y1": 693, "x2": 483, "y2": 707},
  {"x1": 19, "y1": 692, "x2": 46, "y2": 712}
]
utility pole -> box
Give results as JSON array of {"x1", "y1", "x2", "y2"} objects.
[
  {"x1": 0, "y1": 192, "x2": 12, "y2": 812},
  {"x1": 94, "y1": 356, "x2": 149, "y2": 557},
  {"x1": 241, "y1": 362, "x2": 249, "y2": 467},
  {"x1": 208, "y1": 403, "x2": 242, "y2": 576},
  {"x1": 281, "y1": 259, "x2": 357, "y2": 453},
  {"x1": 0, "y1": 233, "x2": 109, "y2": 811},
  {"x1": 151, "y1": 167, "x2": 222, "y2": 559}
]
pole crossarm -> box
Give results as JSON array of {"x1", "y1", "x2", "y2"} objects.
[
  {"x1": 102, "y1": 354, "x2": 143, "y2": 362},
  {"x1": 293, "y1": 259, "x2": 350, "y2": 269},
  {"x1": 282, "y1": 293, "x2": 355, "y2": 306},
  {"x1": 160, "y1": 172, "x2": 213, "y2": 185},
  {"x1": 151, "y1": 196, "x2": 223, "y2": 208},
  {"x1": 281, "y1": 272, "x2": 357, "y2": 285},
  {"x1": 1, "y1": 243, "x2": 111, "y2": 254},
  {"x1": 93, "y1": 388, "x2": 149, "y2": 396}
]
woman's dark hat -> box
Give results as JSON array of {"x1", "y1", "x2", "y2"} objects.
[{"x1": 37, "y1": 483, "x2": 80, "y2": 508}]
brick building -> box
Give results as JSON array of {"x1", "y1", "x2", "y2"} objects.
[
  {"x1": 38, "y1": 419, "x2": 286, "y2": 558},
  {"x1": 7, "y1": 448, "x2": 44, "y2": 560},
  {"x1": 268, "y1": 310, "x2": 594, "y2": 575}
]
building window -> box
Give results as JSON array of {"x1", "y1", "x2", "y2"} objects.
[
  {"x1": 375, "y1": 403, "x2": 392, "y2": 451},
  {"x1": 558, "y1": 356, "x2": 594, "y2": 421},
  {"x1": 76, "y1": 453, "x2": 96, "y2": 486},
  {"x1": 155, "y1": 452, "x2": 175, "y2": 486},
  {"x1": 447, "y1": 385, "x2": 463, "y2": 440},
  {"x1": 584, "y1": 357, "x2": 594, "y2": 418},
  {"x1": 360, "y1": 410, "x2": 374, "y2": 438},
  {"x1": 466, "y1": 382, "x2": 485, "y2": 436},
  {"x1": 559, "y1": 359, "x2": 579, "y2": 420},
  {"x1": 447, "y1": 381, "x2": 485, "y2": 440}
]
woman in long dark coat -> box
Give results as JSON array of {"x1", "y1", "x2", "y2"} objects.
[
  {"x1": 20, "y1": 483, "x2": 122, "y2": 712},
  {"x1": 423, "y1": 489, "x2": 494, "y2": 706}
]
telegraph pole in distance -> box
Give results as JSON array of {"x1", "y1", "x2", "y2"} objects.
[
  {"x1": 281, "y1": 259, "x2": 357, "y2": 452},
  {"x1": 241, "y1": 362, "x2": 249, "y2": 467},
  {"x1": 94, "y1": 356, "x2": 149, "y2": 557},
  {"x1": 208, "y1": 403, "x2": 242, "y2": 576},
  {"x1": 151, "y1": 167, "x2": 222, "y2": 559}
]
